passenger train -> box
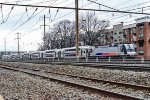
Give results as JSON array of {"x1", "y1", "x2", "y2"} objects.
[{"x1": 2, "y1": 44, "x2": 136, "y2": 60}]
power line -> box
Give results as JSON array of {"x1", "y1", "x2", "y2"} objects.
[
  {"x1": 3, "y1": 0, "x2": 55, "y2": 38},
  {"x1": 0, "y1": 5, "x2": 4, "y2": 23},
  {"x1": 4, "y1": 1, "x2": 76, "y2": 42},
  {"x1": 21, "y1": 2, "x2": 94, "y2": 39},
  {"x1": 0, "y1": 2, "x2": 150, "y2": 15},
  {"x1": 87, "y1": 0, "x2": 119, "y2": 11},
  {"x1": 10, "y1": 1, "x2": 94, "y2": 39},
  {"x1": 5, "y1": 7, "x2": 43, "y2": 37},
  {"x1": 20, "y1": 1, "x2": 150, "y2": 39},
  {"x1": 88, "y1": 0, "x2": 150, "y2": 25}
]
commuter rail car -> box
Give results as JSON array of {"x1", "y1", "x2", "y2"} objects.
[
  {"x1": 2, "y1": 44, "x2": 136, "y2": 60},
  {"x1": 30, "y1": 51, "x2": 43, "y2": 60},
  {"x1": 2, "y1": 55, "x2": 11, "y2": 60},
  {"x1": 93, "y1": 44, "x2": 136, "y2": 58},
  {"x1": 63, "y1": 46, "x2": 94, "y2": 58},
  {"x1": 43, "y1": 50, "x2": 56, "y2": 59},
  {"x1": 22, "y1": 53, "x2": 30, "y2": 60}
]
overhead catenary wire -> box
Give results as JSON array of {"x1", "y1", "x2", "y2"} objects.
[
  {"x1": 2, "y1": 5, "x2": 14, "y2": 23},
  {"x1": 0, "y1": 5, "x2": 4, "y2": 23},
  {"x1": 87, "y1": 0, "x2": 119, "y2": 11},
  {"x1": 53, "y1": 8, "x2": 59, "y2": 21},
  {"x1": 5, "y1": 0, "x2": 70, "y2": 42},
  {"x1": 7, "y1": 1, "x2": 114, "y2": 50},
  {"x1": 4, "y1": 0, "x2": 70, "y2": 40},
  {"x1": 0, "y1": 0, "x2": 60, "y2": 26},
  {"x1": 2, "y1": 0, "x2": 150, "y2": 50},
  {"x1": 5, "y1": 0, "x2": 82, "y2": 39},
  {"x1": 87, "y1": 0, "x2": 150, "y2": 25},
  {"x1": 0, "y1": 2, "x2": 150, "y2": 15},
  {"x1": 17, "y1": 0, "x2": 150, "y2": 39},
  {"x1": 21, "y1": 2, "x2": 94, "y2": 37},
  {"x1": 3, "y1": 0, "x2": 57, "y2": 38}
]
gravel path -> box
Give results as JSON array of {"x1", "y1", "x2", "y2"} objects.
[{"x1": 0, "y1": 68, "x2": 111, "y2": 100}]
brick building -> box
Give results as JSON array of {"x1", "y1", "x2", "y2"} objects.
[
  {"x1": 97, "y1": 29, "x2": 113, "y2": 45},
  {"x1": 113, "y1": 23, "x2": 124, "y2": 44},
  {"x1": 97, "y1": 16, "x2": 150, "y2": 59},
  {"x1": 123, "y1": 16, "x2": 150, "y2": 59},
  {"x1": 135, "y1": 16, "x2": 150, "y2": 59}
]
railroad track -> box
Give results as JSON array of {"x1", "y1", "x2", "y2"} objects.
[
  {"x1": 2, "y1": 58, "x2": 150, "y2": 64},
  {"x1": 19, "y1": 60, "x2": 150, "y2": 71},
  {"x1": 0, "y1": 63, "x2": 149, "y2": 100},
  {"x1": 1, "y1": 60, "x2": 150, "y2": 72}
]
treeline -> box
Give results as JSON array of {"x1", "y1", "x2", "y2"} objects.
[{"x1": 38, "y1": 12, "x2": 109, "y2": 50}]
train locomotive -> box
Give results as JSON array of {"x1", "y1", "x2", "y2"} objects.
[
  {"x1": 2, "y1": 43, "x2": 136, "y2": 60},
  {"x1": 93, "y1": 44, "x2": 136, "y2": 58}
]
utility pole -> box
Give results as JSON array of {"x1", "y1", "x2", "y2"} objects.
[
  {"x1": 4, "y1": 38, "x2": 6, "y2": 54},
  {"x1": 75, "y1": 0, "x2": 79, "y2": 57},
  {"x1": 16, "y1": 32, "x2": 21, "y2": 54},
  {"x1": 40, "y1": 15, "x2": 50, "y2": 50},
  {"x1": 44, "y1": 15, "x2": 46, "y2": 45}
]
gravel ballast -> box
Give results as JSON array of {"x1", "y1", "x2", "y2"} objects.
[
  {"x1": 0, "y1": 68, "x2": 109, "y2": 99},
  {"x1": 0, "y1": 61, "x2": 150, "y2": 99},
  {"x1": 2, "y1": 61, "x2": 150, "y2": 86}
]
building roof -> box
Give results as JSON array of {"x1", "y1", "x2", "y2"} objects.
[
  {"x1": 135, "y1": 16, "x2": 150, "y2": 23},
  {"x1": 123, "y1": 23, "x2": 136, "y2": 29}
]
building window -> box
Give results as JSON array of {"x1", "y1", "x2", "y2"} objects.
[
  {"x1": 128, "y1": 28, "x2": 131, "y2": 34},
  {"x1": 139, "y1": 41, "x2": 144, "y2": 47},
  {"x1": 132, "y1": 27, "x2": 136, "y2": 35},
  {"x1": 139, "y1": 25, "x2": 143, "y2": 34},
  {"x1": 119, "y1": 32, "x2": 122, "y2": 34}
]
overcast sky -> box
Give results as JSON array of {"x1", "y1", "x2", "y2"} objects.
[{"x1": 0, "y1": 0, "x2": 150, "y2": 51}]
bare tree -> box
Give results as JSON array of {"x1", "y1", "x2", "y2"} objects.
[
  {"x1": 40, "y1": 19, "x2": 76, "y2": 50},
  {"x1": 39, "y1": 12, "x2": 109, "y2": 50},
  {"x1": 51, "y1": 20, "x2": 76, "y2": 49},
  {"x1": 80, "y1": 12, "x2": 109, "y2": 45}
]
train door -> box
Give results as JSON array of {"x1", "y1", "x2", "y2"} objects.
[
  {"x1": 82, "y1": 49, "x2": 87, "y2": 57},
  {"x1": 81, "y1": 49, "x2": 83, "y2": 57},
  {"x1": 85, "y1": 49, "x2": 88, "y2": 57},
  {"x1": 58, "y1": 51, "x2": 61, "y2": 58},
  {"x1": 119, "y1": 45, "x2": 124, "y2": 55},
  {"x1": 55, "y1": 52, "x2": 56, "y2": 58},
  {"x1": 41, "y1": 52, "x2": 43, "y2": 60},
  {"x1": 86, "y1": 49, "x2": 91, "y2": 57},
  {"x1": 120, "y1": 44, "x2": 127, "y2": 55}
]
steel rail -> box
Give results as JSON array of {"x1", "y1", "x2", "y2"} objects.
[
  {"x1": 0, "y1": 64, "x2": 142, "y2": 100},
  {"x1": 1, "y1": 60, "x2": 150, "y2": 72},
  {"x1": 43, "y1": 70, "x2": 150, "y2": 91}
]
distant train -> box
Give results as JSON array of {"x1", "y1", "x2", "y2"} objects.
[{"x1": 2, "y1": 44, "x2": 136, "y2": 60}]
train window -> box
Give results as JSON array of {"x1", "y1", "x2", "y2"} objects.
[
  {"x1": 46, "y1": 51, "x2": 55, "y2": 53},
  {"x1": 120, "y1": 47, "x2": 123, "y2": 52},
  {"x1": 90, "y1": 49, "x2": 92, "y2": 53},
  {"x1": 114, "y1": 44, "x2": 118, "y2": 47}
]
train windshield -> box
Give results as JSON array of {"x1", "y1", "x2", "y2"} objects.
[{"x1": 124, "y1": 44, "x2": 135, "y2": 52}]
